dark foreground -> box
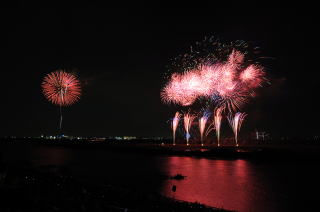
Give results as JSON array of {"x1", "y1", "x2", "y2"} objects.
[{"x1": 0, "y1": 162, "x2": 228, "y2": 212}]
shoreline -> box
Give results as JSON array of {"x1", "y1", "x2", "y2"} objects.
[{"x1": 2, "y1": 139, "x2": 320, "y2": 161}]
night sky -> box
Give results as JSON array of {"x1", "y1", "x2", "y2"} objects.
[{"x1": 1, "y1": 7, "x2": 318, "y2": 138}]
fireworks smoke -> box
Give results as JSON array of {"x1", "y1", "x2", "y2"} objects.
[
  {"x1": 171, "y1": 112, "x2": 181, "y2": 145},
  {"x1": 228, "y1": 112, "x2": 247, "y2": 147}
]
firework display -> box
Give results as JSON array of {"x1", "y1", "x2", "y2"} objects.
[
  {"x1": 42, "y1": 70, "x2": 81, "y2": 131},
  {"x1": 161, "y1": 37, "x2": 265, "y2": 146}
]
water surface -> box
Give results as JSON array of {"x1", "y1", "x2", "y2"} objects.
[{"x1": 1, "y1": 142, "x2": 319, "y2": 211}]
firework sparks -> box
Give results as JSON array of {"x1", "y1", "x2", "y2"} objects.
[
  {"x1": 171, "y1": 112, "x2": 181, "y2": 145},
  {"x1": 228, "y1": 112, "x2": 247, "y2": 147},
  {"x1": 239, "y1": 64, "x2": 265, "y2": 94},
  {"x1": 183, "y1": 112, "x2": 195, "y2": 146},
  {"x1": 42, "y1": 70, "x2": 81, "y2": 131},
  {"x1": 199, "y1": 111, "x2": 210, "y2": 146},
  {"x1": 161, "y1": 70, "x2": 211, "y2": 106},
  {"x1": 214, "y1": 107, "x2": 223, "y2": 147},
  {"x1": 161, "y1": 37, "x2": 266, "y2": 113},
  {"x1": 167, "y1": 37, "x2": 251, "y2": 73},
  {"x1": 161, "y1": 37, "x2": 265, "y2": 147},
  {"x1": 161, "y1": 50, "x2": 265, "y2": 112},
  {"x1": 42, "y1": 71, "x2": 81, "y2": 106}
]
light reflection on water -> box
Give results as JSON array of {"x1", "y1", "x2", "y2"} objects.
[
  {"x1": 160, "y1": 157, "x2": 283, "y2": 212},
  {"x1": 1, "y1": 143, "x2": 319, "y2": 212},
  {"x1": 160, "y1": 157, "x2": 250, "y2": 211},
  {"x1": 31, "y1": 146, "x2": 73, "y2": 165}
]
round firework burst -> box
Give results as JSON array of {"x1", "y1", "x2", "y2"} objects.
[{"x1": 42, "y1": 70, "x2": 81, "y2": 106}]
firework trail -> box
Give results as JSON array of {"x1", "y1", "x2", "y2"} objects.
[
  {"x1": 204, "y1": 122, "x2": 215, "y2": 139},
  {"x1": 228, "y1": 112, "x2": 247, "y2": 147},
  {"x1": 42, "y1": 70, "x2": 81, "y2": 131},
  {"x1": 183, "y1": 112, "x2": 195, "y2": 146},
  {"x1": 171, "y1": 112, "x2": 181, "y2": 145},
  {"x1": 214, "y1": 107, "x2": 223, "y2": 147},
  {"x1": 199, "y1": 111, "x2": 210, "y2": 146}
]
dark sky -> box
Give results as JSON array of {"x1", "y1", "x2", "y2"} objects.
[{"x1": 1, "y1": 7, "x2": 318, "y2": 137}]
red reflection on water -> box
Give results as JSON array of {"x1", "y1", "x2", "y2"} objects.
[
  {"x1": 32, "y1": 147, "x2": 72, "y2": 166},
  {"x1": 161, "y1": 157, "x2": 252, "y2": 212}
]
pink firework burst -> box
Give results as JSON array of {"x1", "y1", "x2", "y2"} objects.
[
  {"x1": 240, "y1": 64, "x2": 265, "y2": 89},
  {"x1": 161, "y1": 70, "x2": 211, "y2": 106},
  {"x1": 161, "y1": 49, "x2": 265, "y2": 112},
  {"x1": 42, "y1": 70, "x2": 81, "y2": 106}
]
